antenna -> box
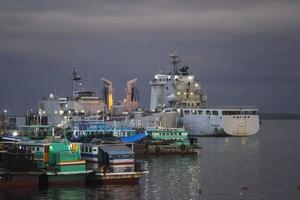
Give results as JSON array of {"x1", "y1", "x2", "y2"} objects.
[{"x1": 169, "y1": 50, "x2": 181, "y2": 75}]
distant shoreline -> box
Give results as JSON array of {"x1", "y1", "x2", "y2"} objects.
[{"x1": 260, "y1": 113, "x2": 300, "y2": 120}]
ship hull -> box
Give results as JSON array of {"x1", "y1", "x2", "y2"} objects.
[{"x1": 182, "y1": 110, "x2": 260, "y2": 137}]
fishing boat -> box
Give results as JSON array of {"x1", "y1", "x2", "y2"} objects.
[
  {"x1": 0, "y1": 149, "x2": 47, "y2": 188},
  {"x1": 16, "y1": 138, "x2": 89, "y2": 186},
  {"x1": 81, "y1": 143, "x2": 148, "y2": 184},
  {"x1": 132, "y1": 126, "x2": 199, "y2": 155}
]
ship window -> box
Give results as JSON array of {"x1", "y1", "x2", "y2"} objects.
[
  {"x1": 179, "y1": 133, "x2": 182, "y2": 135},
  {"x1": 192, "y1": 110, "x2": 197, "y2": 115},
  {"x1": 184, "y1": 110, "x2": 190, "y2": 115},
  {"x1": 85, "y1": 146, "x2": 88, "y2": 152},
  {"x1": 81, "y1": 146, "x2": 84, "y2": 152},
  {"x1": 245, "y1": 111, "x2": 258, "y2": 115},
  {"x1": 89, "y1": 147, "x2": 92, "y2": 153},
  {"x1": 37, "y1": 147, "x2": 40, "y2": 151},
  {"x1": 198, "y1": 110, "x2": 203, "y2": 115},
  {"x1": 222, "y1": 111, "x2": 241, "y2": 115},
  {"x1": 206, "y1": 111, "x2": 211, "y2": 115},
  {"x1": 248, "y1": 116, "x2": 250, "y2": 118},
  {"x1": 212, "y1": 111, "x2": 219, "y2": 115}
]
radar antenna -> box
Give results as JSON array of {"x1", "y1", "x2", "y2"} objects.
[
  {"x1": 72, "y1": 68, "x2": 81, "y2": 81},
  {"x1": 169, "y1": 50, "x2": 181, "y2": 75}
]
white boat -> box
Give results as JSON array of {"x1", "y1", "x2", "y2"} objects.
[{"x1": 147, "y1": 51, "x2": 260, "y2": 136}]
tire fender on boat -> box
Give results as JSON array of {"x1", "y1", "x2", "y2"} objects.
[
  {"x1": 155, "y1": 146, "x2": 161, "y2": 154},
  {"x1": 180, "y1": 144, "x2": 186, "y2": 151}
]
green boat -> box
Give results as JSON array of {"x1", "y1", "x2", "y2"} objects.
[
  {"x1": 132, "y1": 127, "x2": 199, "y2": 155},
  {"x1": 149, "y1": 127, "x2": 191, "y2": 146},
  {"x1": 17, "y1": 138, "x2": 89, "y2": 186}
]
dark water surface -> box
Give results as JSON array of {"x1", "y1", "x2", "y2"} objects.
[{"x1": 1, "y1": 120, "x2": 300, "y2": 200}]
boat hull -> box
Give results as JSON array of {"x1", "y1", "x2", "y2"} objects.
[
  {"x1": 47, "y1": 172, "x2": 87, "y2": 186},
  {"x1": 0, "y1": 171, "x2": 47, "y2": 188},
  {"x1": 86, "y1": 171, "x2": 146, "y2": 185}
]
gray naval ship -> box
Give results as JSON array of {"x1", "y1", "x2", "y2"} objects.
[
  {"x1": 129, "y1": 51, "x2": 260, "y2": 136},
  {"x1": 40, "y1": 52, "x2": 259, "y2": 137}
]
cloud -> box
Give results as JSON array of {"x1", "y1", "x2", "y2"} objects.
[{"x1": 0, "y1": 0, "x2": 299, "y2": 113}]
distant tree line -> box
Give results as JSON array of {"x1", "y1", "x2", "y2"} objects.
[{"x1": 260, "y1": 113, "x2": 300, "y2": 120}]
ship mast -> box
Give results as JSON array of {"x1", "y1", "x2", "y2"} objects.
[
  {"x1": 72, "y1": 68, "x2": 82, "y2": 98},
  {"x1": 169, "y1": 50, "x2": 181, "y2": 75}
]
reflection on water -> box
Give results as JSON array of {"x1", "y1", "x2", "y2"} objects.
[
  {"x1": 1, "y1": 120, "x2": 300, "y2": 200},
  {"x1": 141, "y1": 155, "x2": 201, "y2": 200}
]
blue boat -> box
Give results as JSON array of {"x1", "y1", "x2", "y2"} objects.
[{"x1": 72, "y1": 120, "x2": 136, "y2": 140}]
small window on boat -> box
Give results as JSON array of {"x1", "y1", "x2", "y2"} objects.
[
  {"x1": 197, "y1": 110, "x2": 203, "y2": 115},
  {"x1": 184, "y1": 110, "x2": 190, "y2": 115},
  {"x1": 206, "y1": 110, "x2": 211, "y2": 115},
  {"x1": 179, "y1": 133, "x2": 182, "y2": 135},
  {"x1": 81, "y1": 146, "x2": 84, "y2": 152},
  {"x1": 212, "y1": 111, "x2": 218, "y2": 115},
  {"x1": 192, "y1": 110, "x2": 197, "y2": 115},
  {"x1": 89, "y1": 147, "x2": 92, "y2": 153},
  {"x1": 93, "y1": 148, "x2": 97, "y2": 152},
  {"x1": 85, "y1": 146, "x2": 88, "y2": 152},
  {"x1": 36, "y1": 147, "x2": 40, "y2": 151}
]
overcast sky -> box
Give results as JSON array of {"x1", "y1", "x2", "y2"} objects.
[{"x1": 0, "y1": 0, "x2": 299, "y2": 114}]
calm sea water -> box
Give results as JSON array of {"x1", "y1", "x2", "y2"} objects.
[{"x1": 1, "y1": 120, "x2": 300, "y2": 200}]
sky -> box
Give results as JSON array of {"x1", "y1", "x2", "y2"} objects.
[{"x1": 0, "y1": 0, "x2": 299, "y2": 114}]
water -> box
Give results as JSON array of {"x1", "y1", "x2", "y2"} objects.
[{"x1": 1, "y1": 120, "x2": 300, "y2": 200}]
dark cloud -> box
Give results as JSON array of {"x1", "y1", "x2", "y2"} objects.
[{"x1": 0, "y1": 0, "x2": 299, "y2": 114}]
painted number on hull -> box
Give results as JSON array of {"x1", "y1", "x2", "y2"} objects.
[{"x1": 131, "y1": 119, "x2": 142, "y2": 127}]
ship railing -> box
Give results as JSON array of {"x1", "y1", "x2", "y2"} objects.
[{"x1": 208, "y1": 105, "x2": 259, "y2": 110}]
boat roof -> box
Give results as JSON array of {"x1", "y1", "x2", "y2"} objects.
[{"x1": 100, "y1": 144, "x2": 134, "y2": 155}]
